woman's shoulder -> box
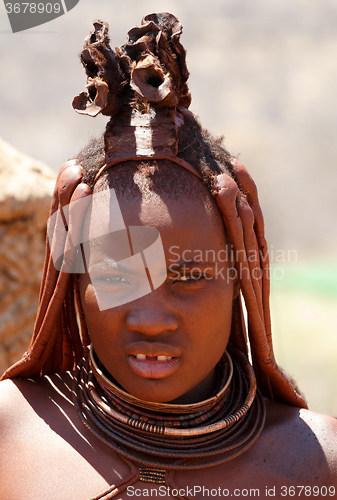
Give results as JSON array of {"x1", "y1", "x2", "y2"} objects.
[
  {"x1": 206, "y1": 398, "x2": 337, "y2": 492},
  {"x1": 0, "y1": 371, "x2": 72, "y2": 406},
  {"x1": 0, "y1": 373, "x2": 76, "y2": 450},
  {"x1": 262, "y1": 398, "x2": 337, "y2": 480},
  {"x1": 264, "y1": 397, "x2": 337, "y2": 440},
  {"x1": 0, "y1": 373, "x2": 124, "y2": 500},
  {"x1": 0, "y1": 377, "x2": 36, "y2": 426}
]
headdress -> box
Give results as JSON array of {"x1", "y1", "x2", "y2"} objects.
[{"x1": 72, "y1": 13, "x2": 201, "y2": 179}]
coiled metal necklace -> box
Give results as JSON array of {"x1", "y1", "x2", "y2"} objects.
[{"x1": 73, "y1": 341, "x2": 265, "y2": 497}]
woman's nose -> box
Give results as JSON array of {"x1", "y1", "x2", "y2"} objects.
[{"x1": 125, "y1": 300, "x2": 179, "y2": 336}]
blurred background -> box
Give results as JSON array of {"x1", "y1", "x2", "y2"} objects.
[{"x1": 0, "y1": 0, "x2": 336, "y2": 415}]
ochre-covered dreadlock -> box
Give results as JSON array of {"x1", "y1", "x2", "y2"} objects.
[{"x1": 1, "y1": 13, "x2": 307, "y2": 411}]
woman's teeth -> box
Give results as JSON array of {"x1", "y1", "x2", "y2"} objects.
[{"x1": 135, "y1": 354, "x2": 172, "y2": 361}]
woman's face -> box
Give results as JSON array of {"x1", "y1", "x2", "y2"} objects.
[{"x1": 79, "y1": 182, "x2": 236, "y2": 403}]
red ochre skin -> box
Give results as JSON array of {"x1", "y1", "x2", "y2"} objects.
[{"x1": 79, "y1": 184, "x2": 234, "y2": 404}]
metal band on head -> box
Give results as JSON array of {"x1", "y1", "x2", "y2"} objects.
[{"x1": 94, "y1": 156, "x2": 202, "y2": 184}]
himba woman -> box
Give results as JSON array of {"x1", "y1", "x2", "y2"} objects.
[{"x1": 0, "y1": 13, "x2": 336, "y2": 500}]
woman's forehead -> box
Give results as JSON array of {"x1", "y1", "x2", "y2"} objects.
[
  {"x1": 89, "y1": 161, "x2": 225, "y2": 237},
  {"x1": 87, "y1": 184, "x2": 224, "y2": 239},
  {"x1": 83, "y1": 189, "x2": 227, "y2": 271}
]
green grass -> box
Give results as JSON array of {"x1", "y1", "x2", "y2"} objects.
[
  {"x1": 267, "y1": 258, "x2": 337, "y2": 416},
  {"x1": 270, "y1": 259, "x2": 337, "y2": 296}
]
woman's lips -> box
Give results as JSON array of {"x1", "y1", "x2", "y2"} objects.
[{"x1": 127, "y1": 355, "x2": 180, "y2": 379}]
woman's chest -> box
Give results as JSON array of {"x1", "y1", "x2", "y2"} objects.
[
  {"x1": 1, "y1": 408, "x2": 333, "y2": 500},
  {"x1": 2, "y1": 436, "x2": 331, "y2": 500}
]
